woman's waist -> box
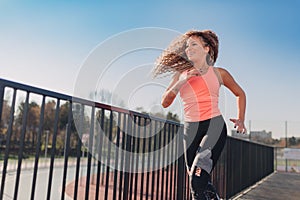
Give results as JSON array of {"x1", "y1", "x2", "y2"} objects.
[{"x1": 184, "y1": 114, "x2": 224, "y2": 125}]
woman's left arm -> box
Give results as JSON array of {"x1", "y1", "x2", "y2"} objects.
[{"x1": 218, "y1": 67, "x2": 247, "y2": 133}]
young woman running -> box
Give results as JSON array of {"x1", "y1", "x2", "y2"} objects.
[{"x1": 153, "y1": 29, "x2": 247, "y2": 199}]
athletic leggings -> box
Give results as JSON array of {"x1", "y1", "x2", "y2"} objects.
[{"x1": 183, "y1": 115, "x2": 227, "y2": 200}]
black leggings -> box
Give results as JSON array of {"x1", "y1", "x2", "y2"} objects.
[{"x1": 183, "y1": 115, "x2": 227, "y2": 199}]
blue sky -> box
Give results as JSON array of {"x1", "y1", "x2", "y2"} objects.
[{"x1": 1, "y1": 0, "x2": 300, "y2": 138}]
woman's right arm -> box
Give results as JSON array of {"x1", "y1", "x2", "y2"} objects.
[
  {"x1": 161, "y1": 69, "x2": 200, "y2": 108},
  {"x1": 161, "y1": 72, "x2": 185, "y2": 108}
]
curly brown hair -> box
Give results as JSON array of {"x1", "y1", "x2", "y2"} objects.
[{"x1": 152, "y1": 29, "x2": 219, "y2": 78}]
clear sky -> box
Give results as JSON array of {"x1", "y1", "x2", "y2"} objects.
[{"x1": 1, "y1": 0, "x2": 300, "y2": 138}]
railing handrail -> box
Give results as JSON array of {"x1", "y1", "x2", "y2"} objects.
[
  {"x1": 0, "y1": 77, "x2": 181, "y2": 125},
  {"x1": 229, "y1": 135, "x2": 275, "y2": 148}
]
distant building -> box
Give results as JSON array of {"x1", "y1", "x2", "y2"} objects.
[
  {"x1": 231, "y1": 130, "x2": 250, "y2": 140},
  {"x1": 250, "y1": 130, "x2": 272, "y2": 140},
  {"x1": 231, "y1": 129, "x2": 273, "y2": 144}
]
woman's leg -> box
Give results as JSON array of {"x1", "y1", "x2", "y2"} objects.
[{"x1": 185, "y1": 116, "x2": 227, "y2": 200}]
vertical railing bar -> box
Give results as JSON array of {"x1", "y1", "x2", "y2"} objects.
[
  {"x1": 30, "y1": 95, "x2": 46, "y2": 200},
  {"x1": 118, "y1": 113, "x2": 127, "y2": 200},
  {"x1": 133, "y1": 116, "x2": 141, "y2": 200},
  {"x1": 171, "y1": 124, "x2": 176, "y2": 199},
  {"x1": 104, "y1": 110, "x2": 113, "y2": 200},
  {"x1": 156, "y1": 121, "x2": 162, "y2": 200},
  {"x1": 13, "y1": 91, "x2": 30, "y2": 200},
  {"x1": 164, "y1": 123, "x2": 170, "y2": 200},
  {"x1": 226, "y1": 138, "x2": 232, "y2": 198},
  {"x1": 101, "y1": 110, "x2": 109, "y2": 188},
  {"x1": 173, "y1": 124, "x2": 177, "y2": 199},
  {"x1": 226, "y1": 138, "x2": 231, "y2": 197},
  {"x1": 61, "y1": 101, "x2": 73, "y2": 200},
  {"x1": 170, "y1": 123, "x2": 174, "y2": 199},
  {"x1": 0, "y1": 84, "x2": 4, "y2": 127},
  {"x1": 73, "y1": 104, "x2": 84, "y2": 200},
  {"x1": 150, "y1": 120, "x2": 157, "y2": 200},
  {"x1": 129, "y1": 115, "x2": 137, "y2": 200},
  {"x1": 271, "y1": 146, "x2": 274, "y2": 174},
  {"x1": 239, "y1": 140, "x2": 243, "y2": 189},
  {"x1": 139, "y1": 117, "x2": 147, "y2": 200},
  {"x1": 0, "y1": 88, "x2": 17, "y2": 199},
  {"x1": 123, "y1": 113, "x2": 132, "y2": 200},
  {"x1": 46, "y1": 99, "x2": 60, "y2": 200},
  {"x1": 176, "y1": 125, "x2": 184, "y2": 200},
  {"x1": 0, "y1": 83, "x2": 4, "y2": 191},
  {"x1": 249, "y1": 141, "x2": 253, "y2": 187},
  {"x1": 167, "y1": 123, "x2": 171, "y2": 198},
  {"x1": 222, "y1": 137, "x2": 227, "y2": 198},
  {"x1": 258, "y1": 145, "x2": 263, "y2": 180},
  {"x1": 145, "y1": 119, "x2": 152, "y2": 200},
  {"x1": 247, "y1": 141, "x2": 251, "y2": 188},
  {"x1": 173, "y1": 125, "x2": 177, "y2": 199},
  {"x1": 85, "y1": 106, "x2": 95, "y2": 200},
  {"x1": 95, "y1": 108, "x2": 105, "y2": 200},
  {"x1": 113, "y1": 112, "x2": 122, "y2": 200},
  {"x1": 240, "y1": 140, "x2": 244, "y2": 188},
  {"x1": 159, "y1": 122, "x2": 165, "y2": 200}
]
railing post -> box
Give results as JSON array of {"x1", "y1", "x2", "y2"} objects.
[
  {"x1": 0, "y1": 82, "x2": 4, "y2": 122},
  {"x1": 285, "y1": 120, "x2": 288, "y2": 172},
  {"x1": 123, "y1": 113, "x2": 132, "y2": 200},
  {"x1": 0, "y1": 88, "x2": 17, "y2": 200},
  {"x1": 176, "y1": 125, "x2": 185, "y2": 200}
]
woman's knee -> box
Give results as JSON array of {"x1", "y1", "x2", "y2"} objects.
[{"x1": 192, "y1": 148, "x2": 213, "y2": 174}]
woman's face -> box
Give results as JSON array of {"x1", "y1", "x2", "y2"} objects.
[{"x1": 185, "y1": 36, "x2": 209, "y2": 63}]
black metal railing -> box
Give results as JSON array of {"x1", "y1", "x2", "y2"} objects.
[
  {"x1": 223, "y1": 137, "x2": 274, "y2": 198},
  {"x1": 0, "y1": 78, "x2": 274, "y2": 200},
  {"x1": 181, "y1": 136, "x2": 274, "y2": 199},
  {"x1": 0, "y1": 78, "x2": 184, "y2": 200}
]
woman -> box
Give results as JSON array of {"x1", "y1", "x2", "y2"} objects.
[{"x1": 152, "y1": 30, "x2": 246, "y2": 199}]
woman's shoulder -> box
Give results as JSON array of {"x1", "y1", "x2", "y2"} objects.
[
  {"x1": 212, "y1": 66, "x2": 232, "y2": 85},
  {"x1": 213, "y1": 66, "x2": 231, "y2": 76},
  {"x1": 213, "y1": 66, "x2": 227, "y2": 72}
]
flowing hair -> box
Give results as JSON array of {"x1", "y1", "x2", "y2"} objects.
[{"x1": 152, "y1": 29, "x2": 219, "y2": 78}]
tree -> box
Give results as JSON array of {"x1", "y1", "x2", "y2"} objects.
[
  {"x1": 0, "y1": 100, "x2": 11, "y2": 147},
  {"x1": 0, "y1": 100, "x2": 11, "y2": 135},
  {"x1": 44, "y1": 100, "x2": 56, "y2": 132},
  {"x1": 166, "y1": 111, "x2": 180, "y2": 122},
  {"x1": 16, "y1": 101, "x2": 40, "y2": 148},
  {"x1": 289, "y1": 136, "x2": 297, "y2": 146}
]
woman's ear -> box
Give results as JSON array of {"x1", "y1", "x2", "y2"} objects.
[{"x1": 204, "y1": 45, "x2": 210, "y2": 53}]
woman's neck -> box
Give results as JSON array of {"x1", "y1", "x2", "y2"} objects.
[{"x1": 192, "y1": 60, "x2": 210, "y2": 71}]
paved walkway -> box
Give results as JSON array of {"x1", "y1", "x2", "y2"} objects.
[{"x1": 232, "y1": 172, "x2": 300, "y2": 200}]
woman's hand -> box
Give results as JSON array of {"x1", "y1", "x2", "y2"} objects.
[
  {"x1": 161, "y1": 68, "x2": 201, "y2": 108},
  {"x1": 178, "y1": 68, "x2": 200, "y2": 83},
  {"x1": 230, "y1": 118, "x2": 247, "y2": 134}
]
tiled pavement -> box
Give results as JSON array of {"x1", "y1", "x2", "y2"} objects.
[{"x1": 232, "y1": 172, "x2": 300, "y2": 200}]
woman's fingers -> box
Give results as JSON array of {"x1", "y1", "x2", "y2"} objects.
[
  {"x1": 230, "y1": 118, "x2": 238, "y2": 128},
  {"x1": 230, "y1": 118, "x2": 247, "y2": 134},
  {"x1": 229, "y1": 118, "x2": 236, "y2": 123}
]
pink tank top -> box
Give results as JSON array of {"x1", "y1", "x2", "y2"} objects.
[{"x1": 179, "y1": 66, "x2": 222, "y2": 122}]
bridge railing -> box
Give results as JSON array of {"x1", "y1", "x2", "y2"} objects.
[
  {"x1": 0, "y1": 78, "x2": 274, "y2": 200},
  {"x1": 0, "y1": 78, "x2": 185, "y2": 200}
]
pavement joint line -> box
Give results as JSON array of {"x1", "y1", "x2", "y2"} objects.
[{"x1": 231, "y1": 172, "x2": 275, "y2": 200}]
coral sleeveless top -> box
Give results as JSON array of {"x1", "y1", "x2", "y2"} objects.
[{"x1": 179, "y1": 66, "x2": 222, "y2": 122}]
